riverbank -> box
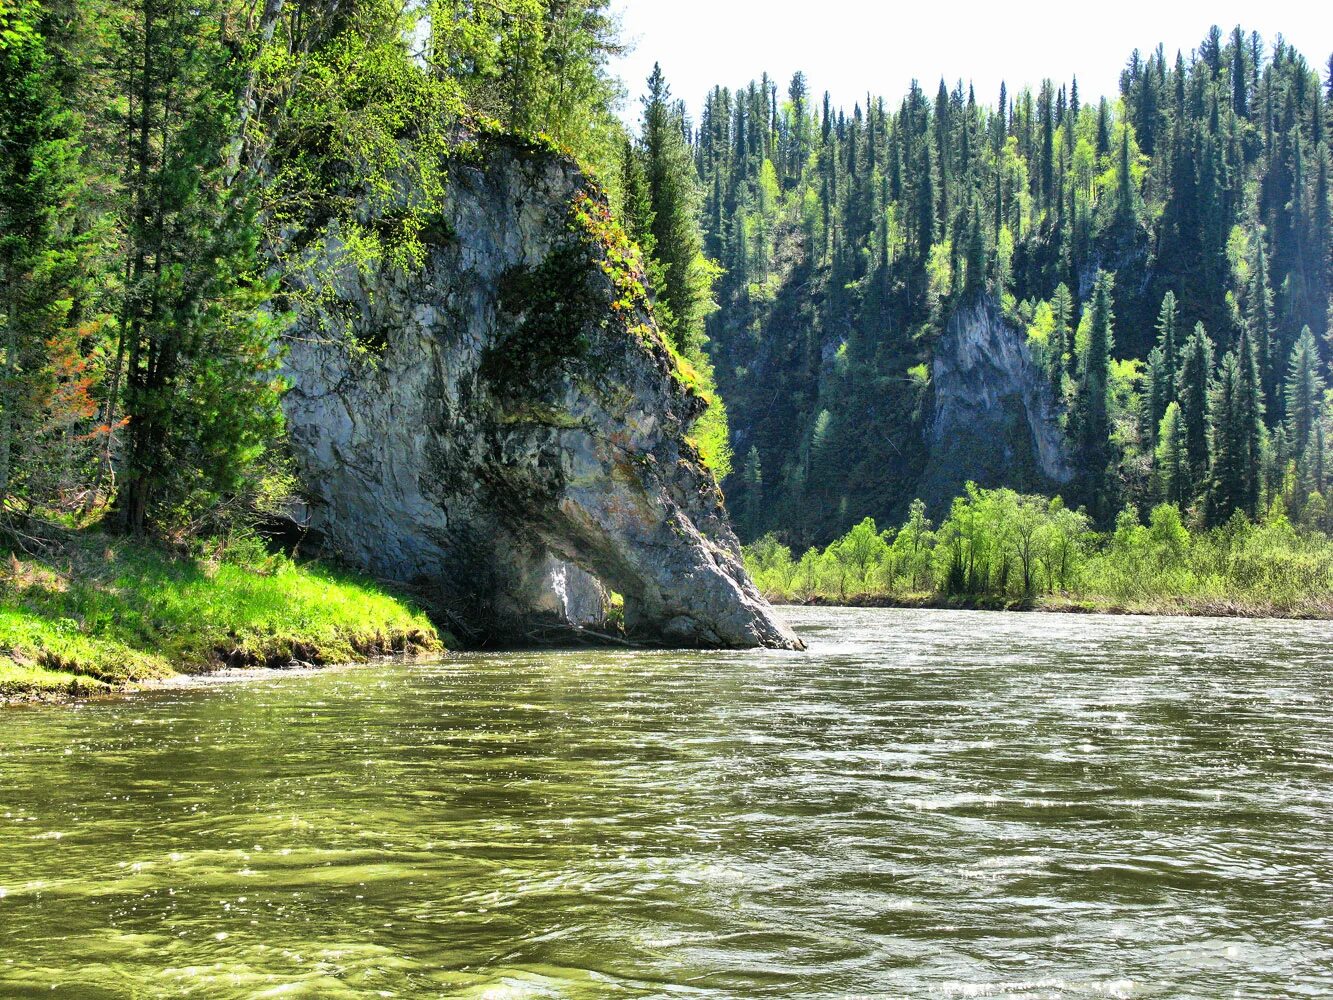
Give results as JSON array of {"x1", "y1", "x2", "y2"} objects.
[
  {"x1": 1, "y1": 533, "x2": 444, "y2": 705},
  {"x1": 773, "y1": 592, "x2": 1333, "y2": 620}
]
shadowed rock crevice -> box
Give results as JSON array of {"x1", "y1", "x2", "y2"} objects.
[
  {"x1": 918, "y1": 295, "x2": 1073, "y2": 511},
  {"x1": 281, "y1": 139, "x2": 802, "y2": 650}
]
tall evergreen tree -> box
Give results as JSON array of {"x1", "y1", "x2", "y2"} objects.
[
  {"x1": 1076, "y1": 271, "x2": 1116, "y2": 515},
  {"x1": 640, "y1": 64, "x2": 711, "y2": 352},
  {"x1": 1144, "y1": 290, "x2": 1181, "y2": 438},
  {"x1": 1246, "y1": 242, "x2": 1279, "y2": 411},
  {"x1": 1178, "y1": 322, "x2": 1215, "y2": 503},
  {"x1": 1154, "y1": 401, "x2": 1188, "y2": 504},
  {"x1": 1208, "y1": 351, "x2": 1248, "y2": 519},
  {"x1": 1285, "y1": 326, "x2": 1326, "y2": 463},
  {"x1": 113, "y1": 0, "x2": 288, "y2": 533},
  {"x1": 1234, "y1": 327, "x2": 1265, "y2": 515},
  {"x1": 0, "y1": 0, "x2": 84, "y2": 503}
]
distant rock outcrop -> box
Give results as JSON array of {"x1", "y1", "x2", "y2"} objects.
[
  {"x1": 918, "y1": 295, "x2": 1073, "y2": 509},
  {"x1": 281, "y1": 138, "x2": 802, "y2": 650}
]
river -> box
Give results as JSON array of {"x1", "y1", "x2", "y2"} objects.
[{"x1": 1, "y1": 607, "x2": 1330, "y2": 998}]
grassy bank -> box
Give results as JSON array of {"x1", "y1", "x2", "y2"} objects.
[{"x1": 1, "y1": 533, "x2": 443, "y2": 703}]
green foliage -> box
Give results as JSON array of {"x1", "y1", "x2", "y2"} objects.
[
  {"x1": 1, "y1": 0, "x2": 634, "y2": 540},
  {"x1": 0, "y1": 532, "x2": 441, "y2": 699},
  {"x1": 699, "y1": 29, "x2": 1332, "y2": 543},
  {"x1": 625, "y1": 64, "x2": 731, "y2": 480},
  {"x1": 0, "y1": 0, "x2": 99, "y2": 511},
  {"x1": 746, "y1": 485, "x2": 1333, "y2": 616}
]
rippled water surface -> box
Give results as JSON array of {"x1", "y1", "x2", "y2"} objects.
[{"x1": 2, "y1": 608, "x2": 1331, "y2": 998}]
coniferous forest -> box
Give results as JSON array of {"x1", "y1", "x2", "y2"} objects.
[
  {"x1": 2, "y1": 1, "x2": 1333, "y2": 678},
  {"x1": 686, "y1": 33, "x2": 1333, "y2": 547}
]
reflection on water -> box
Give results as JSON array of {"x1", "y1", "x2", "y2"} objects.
[{"x1": 1, "y1": 608, "x2": 1330, "y2": 998}]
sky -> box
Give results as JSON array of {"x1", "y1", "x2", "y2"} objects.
[{"x1": 609, "y1": 0, "x2": 1331, "y2": 127}]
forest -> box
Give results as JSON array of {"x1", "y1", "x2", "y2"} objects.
[
  {"x1": 696, "y1": 32, "x2": 1333, "y2": 547},
  {"x1": 2, "y1": 0, "x2": 1332, "y2": 660},
  {"x1": 0, "y1": 0, "x2": 644, "y2": 538}
]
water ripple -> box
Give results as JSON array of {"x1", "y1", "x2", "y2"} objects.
[{"x1": 1, "y1": 607, "x2": 1331, "y2": 998}]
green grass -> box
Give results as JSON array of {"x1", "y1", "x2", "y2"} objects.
[{"x1": 1, "y1": 533, "x2": 443, "y2": 702}]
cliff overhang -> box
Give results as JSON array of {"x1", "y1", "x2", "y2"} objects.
[{"x1": 281, "y1": 137, "x2": 803, "y2": 651}]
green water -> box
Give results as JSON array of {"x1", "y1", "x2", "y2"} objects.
[{"x1": 1, "y1": 608, "x2": 1330, "y2": 999}]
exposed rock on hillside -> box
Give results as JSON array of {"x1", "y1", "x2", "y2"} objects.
[
  {"x1": 918, "y1": 296, "x2": 1073, "y2": 508},
  {"x1": 281, "y1": 139, "x2": 802, "y2": 650}
]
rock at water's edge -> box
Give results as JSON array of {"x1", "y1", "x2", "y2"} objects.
[{"x1": 281, "y1": 140, "x2": 803, "y2": 651}]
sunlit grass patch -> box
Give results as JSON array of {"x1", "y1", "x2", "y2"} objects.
[{"x1": 1, "y1": 534, "x2": 443, "y2": 702}]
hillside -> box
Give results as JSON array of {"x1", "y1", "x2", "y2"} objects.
[{"x1": 678, "y1": 32, "x2": 1332, "y2": 546}]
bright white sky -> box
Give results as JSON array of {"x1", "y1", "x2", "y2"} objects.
[{"x1": 610, "y1": 0, "x2": 1330, "y2": 127}]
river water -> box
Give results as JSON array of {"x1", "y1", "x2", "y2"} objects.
[{"x1": 1, "y1": 607, "x2": 1330, "y2": 998}]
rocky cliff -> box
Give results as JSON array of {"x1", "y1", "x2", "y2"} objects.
[
  {"x1": 917, "y1": 295, "x2": 1073, "y2": 508},
  {"x1": 281, "y1": 138, "x2": 802, "y2": 650}
]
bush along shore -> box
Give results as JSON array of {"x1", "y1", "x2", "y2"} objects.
[
  {"x1": 746, "y1": 485, "x2": 1333, "y2": 620},
  {"x1": 1, "y1": 532, "x2": 444, "y2": 704}
]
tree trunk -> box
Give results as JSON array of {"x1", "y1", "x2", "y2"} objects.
[
  {"x1": 224, "y1": 0, "x2": 286, "y2": 184},
  {"x1": 0, "y1": 273, "x2": 15, "y2": 504}
]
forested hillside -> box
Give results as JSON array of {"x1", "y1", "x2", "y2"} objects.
[
  {"x1": 685, "y1": 30, "x2": 1333, "y2": 545},
  {"x1": 0, "y1": 0, "x2": 650, "y2": 536},
  {"x1": 3, "y1": 3, "x2": 1331, "y2": 583}
]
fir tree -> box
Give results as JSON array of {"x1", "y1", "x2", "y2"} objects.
[
  {"x1": 1285, "y1": 326, "x2": 1326, "y2": 460},
  {"x1": 1076, "y1": 271, "x2": 1116, "y2": 515},
  {"x1": 1178, "y1": 322, "x2": 1215, "y2": 502},
  {"x1": 1154, "y1": 401, "x2": 1188, "y2": 504}
]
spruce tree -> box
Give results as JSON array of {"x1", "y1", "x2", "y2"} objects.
[
  {"x1": 0, "y1": 0, "x2": 82, "y2": 502},
  {"x1": 1144, "y1": 291, "x2": 1181, "y2": 437},
  {"x1": 640, "y1": 64, "x2": 711, "y2": 353},
  {"x1": 1246, "y1": 243, "x2": 1279, "y2": 411},
  {"x1": 620, "y1": 137, "x2": 655, "y2": 255},
  {"x1": 1285, "y1": 326, "x2": 1326, "y2": 461},
  {"x1": 1208, "y1": 351, "x2": 1247, "y2": 520},
  {"x1": 1115, "y1": 124, "x2": 1137, "y2": 227},
  {"x1": 1076, "y1": 271, "x2": 1116, "y2": 516},
  {"x1": 1051, "y1": 283, "x2": 1076, "y2": 385},
  {"x1": 114, "y1": 0, "x2": 288, "y2": 533},
  {"x1": 1178, "y1": 322, "x2": 1215, "y2": 502},
  {"x1": 1154, "y1": 401, "x2": 1188, "y2": 504},
  {"x1": 1234, "y1": 327, "x2": 1265, "y2": 515}
]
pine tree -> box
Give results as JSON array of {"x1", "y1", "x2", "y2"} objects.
[
  {"x1": 1154, "y1": 401, "x2": 1188, "y2": 504},
  {"x1": 1178, "y1": 321, "x2": 1215, "y2": 502},
  {"x1": 1285, "y1": 326, "x2": 1326, "y2": 461},
  {"x1": 1075, "y1": 271, "x2": 1116, "y2": 516}
]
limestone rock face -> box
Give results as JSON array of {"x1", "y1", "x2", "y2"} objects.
[
  {"x1": 918, "y1": 295, "x2": 1073, "y2": 507},
  {"x1": 282, "y1": 140, "x2": 802, "y2": 651}
]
